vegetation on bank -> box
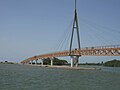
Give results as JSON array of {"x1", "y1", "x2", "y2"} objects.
[
  {"x1": 0, "y1": 61, "x2": 14, "y2": 64},
  {"x1": 103, "y1": 59, "x2": 120, "y2": 67},
  {"x1": 43, "y1": 58, "x2": 68, "y2": 65},
  {"x1": 80, "y1": 60, "x2": 120, "y2": 67},
  {"x1": 80, "y1": 62, "x2": 103, "y2": 66},
  {"x1": 29, "y1": 58, "x2": 68, "y2": 65},
  {"x1": 29, "y1": 58, "x2": 120, "y2": 67}
]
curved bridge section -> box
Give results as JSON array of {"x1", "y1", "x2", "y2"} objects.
[{"x1": 21, "y1": 45, "x2": 120, "y2": 64}]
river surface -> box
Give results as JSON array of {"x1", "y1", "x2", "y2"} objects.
[{"x1": 0, "y1": 64, "x2": 120, "y2": 90}]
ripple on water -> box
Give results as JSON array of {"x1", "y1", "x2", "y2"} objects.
[{"x1": 0, "y1": 64, "x2": 120, "y2": 90}]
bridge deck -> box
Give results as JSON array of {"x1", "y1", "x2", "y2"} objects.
[{"x1": 21, "y1": 45, "x2": 120, "y2": 64}]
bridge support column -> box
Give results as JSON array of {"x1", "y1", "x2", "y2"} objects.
[
  {"x1": 41, "y1": 59, "x2": 44, "y2": 66},
  {"x1": 51, "y1": 59, "x2": 53, "y2": 66},
  {"x1": 70, "y1": 56, "x2": 79, "y2": 67},
  {"x1": 31, "y1": 61, "x2": 33, "y2": 65},
  {"x1": 50, "y1": 58, "x2": 54, "y2": 66},
  {"x1": 75, "y1": 56, "x2": 79, "y2": 67},
  {"x1": 71, "y1": 56, "x2": 74, "y2": 67},
  {"x1": 35, "y1": 59, "x2": 38, "y2": 65}
]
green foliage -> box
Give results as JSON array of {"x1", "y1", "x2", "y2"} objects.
[
  {"x1": 104, "y1": 59, "x2": 120, "y2": 67},
  {"x1": 43, "y1": 57, "x2": 68, "y2": 65},
  {"x1": 43, "y1": 58, "x2": 51, "y2": 65},
  {"x1": 53, "y1": 58, "x2": 68, "y2": 65}
]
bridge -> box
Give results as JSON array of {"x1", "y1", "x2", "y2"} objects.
[
  {"x1": 21, "y1": 45, "x2": 120, "y2": 64},
  {"x1": 20, "y1": 0, "x2": 120, "y2": 67}
]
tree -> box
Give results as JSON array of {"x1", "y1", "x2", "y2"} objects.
[
  {"x1": 104, "y1": 59, "x2": 120, "y2": 67},
  {"x1": 43, "y1": 58, "x2": 68, "y2": 65}
]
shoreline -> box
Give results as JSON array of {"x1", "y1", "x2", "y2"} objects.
[{"x1": 25, "y1": 64, "x2": 101, "y2": 70}]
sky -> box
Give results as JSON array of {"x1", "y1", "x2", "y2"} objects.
[{"x1": 0, "y1": 0, "x2": 120, "y2": 63}]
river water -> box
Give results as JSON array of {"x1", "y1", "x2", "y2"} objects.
[{"x1": 0, "y1": 64, "x2": 120, "y2": 90}]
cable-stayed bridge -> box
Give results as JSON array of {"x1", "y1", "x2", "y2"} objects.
[{"x1": 20, "y1": 0, "x2": 120, "y2": 67}]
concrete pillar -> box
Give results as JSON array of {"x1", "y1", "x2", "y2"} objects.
[
  {"x1": 35, "y1": 59, "x2": 38, "y2": 65},
  {"x1": 31, "y1": 61, "x2": 33, "y2": 65},
  {"x1": 41, "y1": 59, "x2": 44, "y2": 66},
  {"x1": 70, "y1": 56, "x2": 79, "y2": 67},
  {"x1": 71, "y1": 56, "x2": 74, "y2": 67},
  {"x1": 75, "y1": 56, "x2": 79, "y2": 67},
  {"x1": 50, "y1": 58, "x2": 54, "y2": 66}
]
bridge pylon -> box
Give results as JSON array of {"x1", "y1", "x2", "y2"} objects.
[{"x1": 69, "y1": 0, "x2": 81, "y2": 67}]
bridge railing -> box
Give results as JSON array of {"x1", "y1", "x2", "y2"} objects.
[{"x1": 81, "y1": 45, "x2": 120, "y2": 50}]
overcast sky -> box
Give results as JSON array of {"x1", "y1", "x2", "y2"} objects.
[{"x1": 0, "y1": 0, "x2": 120, "y2": 63}]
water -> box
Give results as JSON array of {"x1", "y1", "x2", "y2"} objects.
[{"x1": 0, "y1": 64, "x2": 120, "y2": 90}]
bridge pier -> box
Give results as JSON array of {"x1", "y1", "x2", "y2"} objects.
[
  {"x1": 41, "y1": 59, "x2": 44, "y2": 66},
  {"x1": 35, "y1": 59, "x2": 38, "y2": 65},
  {"x1": 75, "y1": 56, "x2": 79, "y2": 67},
  {"x1": 70, "y1": 56, "x2": 79, "y2": 67},
  {"x1": 71, "y1": 56, "x2": 74, "y2": 67},
  {"x1": 50, "y1": 58, "x2": 54, "y2": 66},
  {"x1": 31, "y1": 60, "x2": 33, "y2": 65}
]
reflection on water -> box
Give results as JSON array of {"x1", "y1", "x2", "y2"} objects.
[{"x1": 0, "y1": 64, "x2": 120, "y2": 90}]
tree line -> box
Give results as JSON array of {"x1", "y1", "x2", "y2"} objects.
[
  {"x1": 42, "y1": 57, "x2": 68, "y2": 65},
  {"x1": 103, "y1": 59, "x2": 120, "y2": 67}
]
